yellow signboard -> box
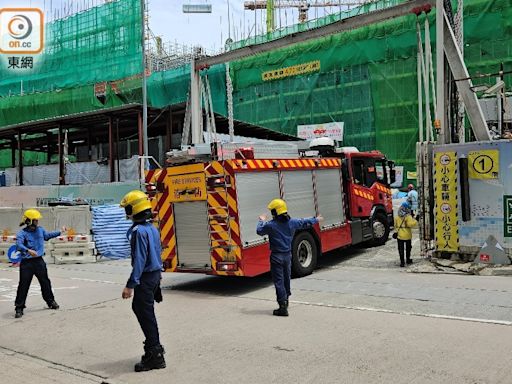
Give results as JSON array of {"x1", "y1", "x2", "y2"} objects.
[
  {"x1": 434, "y1": 152, "x2": 459, "y2": 252},
  {"x1": 468, "y1": 149, "x2": 499, "y2": 179},
  {"x1": 262, "y1": 60, "x2": 320, "y2": 81},
  {"x1": 169, "y1": 172, "x2": 206, "y2": 202}
]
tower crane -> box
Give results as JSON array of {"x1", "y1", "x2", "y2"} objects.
[{"x1": 244, "y1": 0, "x2": 372, "y2": 32}]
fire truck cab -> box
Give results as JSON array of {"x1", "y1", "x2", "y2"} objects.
[{"x1": 146, "y1": 140, "x2": 395, "y2": 278}]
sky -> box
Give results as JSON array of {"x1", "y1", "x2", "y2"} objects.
[{"x1": 0, "y1": 0, "x2": 349, "y2": 52}]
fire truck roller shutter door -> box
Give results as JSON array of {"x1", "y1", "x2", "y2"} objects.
[
  {"x1": 236, "y1": 172, "x2": 280, "y2": 247},
  {"x1": 281, "y1": 171, "x2": 316, "y2": 220},
  {"x1": 173, "y1": 201, "x2": 212, "y2": 268},
  {"x1": 315, "y1": 169, "x2": 345, "y2": 228}
]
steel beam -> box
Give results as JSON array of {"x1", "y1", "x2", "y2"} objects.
[
  {"x1": 442, "y1": 11, "x2": 490, "y2": 141},
  {"x1": 137, "y1": 112, "x2": 144, "y2": 156},
  {"x1": 11, "y1": 138, "x2": 16, "y2": 168},
  {"x1": 190, "y1": 61, "x2": 202, "y2": 144},
  {"x1": 58, "y1": 125, "x2": 65, "y2": 185},
  {"x1": 436, "y1": 0, "x2": 446, "y2": 143},
  {"x1": 196, "y1": 0, "x2": 435, "y2": 68},
  {"x1": 108, "y1": 116, "x2": 115, "y2": 182},
  {"x1": 17, "y1": 133, "x2": 23, "y2": 186},
  {"x1": 46, "y1": 132, "x2": 52, "y2": 164}
]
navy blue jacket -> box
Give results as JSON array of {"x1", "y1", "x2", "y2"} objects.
[
  {"x1": 126, "y1": 222, "x2": 163, "y2": 289},
  {"x1": 16, "y1": 227, "x2": 60, "y2": 259},
  {"x1": 256, "y1": 217, "x2": 318, "y2": 255}
]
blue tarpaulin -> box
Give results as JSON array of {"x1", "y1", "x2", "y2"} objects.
[
  {"x1": 92, "y1": 205, "x2": 132, "y2": 259},
  {"x1": 393, "y1": 191, "x2": 408, "y2": 199}
]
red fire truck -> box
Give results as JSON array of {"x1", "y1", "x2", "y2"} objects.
[{"x1": 146, "y1": 140, "x2": 395, "y2": 277}]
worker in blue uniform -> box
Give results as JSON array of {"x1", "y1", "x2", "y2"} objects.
[
  {"x1": 14, "y1": 209, "x2": 63, "y2": 319},
  {"x1": 120, "y1": 190, "x2": 166, "y2": 372},
  {"x1": 257, "y1": 199, "x2": 322, "y2": 316},
  {"x1": 407, "y1": 184, "x2": 419, "y2": 216}
]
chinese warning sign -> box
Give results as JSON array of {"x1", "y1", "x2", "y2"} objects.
[{"x1": 434, "y1": 152, "x2": 459, "y2": 252}]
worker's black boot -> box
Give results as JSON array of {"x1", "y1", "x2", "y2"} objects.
[
  {"x1": 48, "y1": 300, "x2": 59, "y2": 310},
  {"x1": 273, "y1": 301, "x2": 289, "y2": 317},
  {"x1": 134, "y1": 345, "x2": 166, "y2": 372},
  {"x1": 284, "y1": 300, "x2": 289, "y2": 309},
  {"x1": 15, "y1": 307, "x2": 23, "y2": 319}
]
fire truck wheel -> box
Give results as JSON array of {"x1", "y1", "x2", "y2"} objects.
[
  {"x1": 371, "y1": 213, "x2": 390, "y2": 246},
  {"x1": 291, "y1": 232, "x2": 318, "y2": 277}
]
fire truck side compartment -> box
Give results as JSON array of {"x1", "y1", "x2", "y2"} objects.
[
  {"x1": 314, "y1": 168, "x2": 345, "y2": 228},
  {"x1": 236, "y1": 171, "x2": 280, "y2": 247},
  {"x1": 281, "y1": 170, "x2": 316, "y2": 219},
  {"x1": 173, "y1": 201, "x2": 212, "y2": 269}
]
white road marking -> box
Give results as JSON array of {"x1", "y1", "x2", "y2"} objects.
[
  {"x1": 70, "y1": 277, "x2": 119, "y2": 285},
  {"x1": 291, "y1": 300, "x2": 512, "y2": 326},
  {"x1": 0, "y1": 282, "x2": 79, "y2": 302}
]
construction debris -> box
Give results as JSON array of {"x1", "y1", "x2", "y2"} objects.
[{"x1": 408, "y1": 257, "x2": 512, "y2": 276}]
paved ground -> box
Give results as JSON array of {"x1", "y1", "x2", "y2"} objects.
[{"x1": 1, "y1": 235, "x2": 512, "y2": 383}]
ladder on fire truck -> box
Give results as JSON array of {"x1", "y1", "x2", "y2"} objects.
[{"x1": 205, "y1": 163, "x2": 236, "y2": 261}]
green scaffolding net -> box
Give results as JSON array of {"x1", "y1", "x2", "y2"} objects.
[
  {"x1": 230, "y1": 0, "x2": 512, "y2": 182},
  {"x1": 0, "y1": 0, "x2": 142, "y2": 97},
  {"x1": 1, "y1": 0, "x2": 512, "y2": 182}
]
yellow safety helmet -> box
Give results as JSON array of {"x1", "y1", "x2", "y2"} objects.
[
  {"x1": 120, "y1": 190, "x2": 152, "y2": 218},
  {"x1": 268, "y1": 199, "x2": 288, "y2": 216},
  {"x1": 21, "y1": 209, "x2": 42, "y2": 226}
]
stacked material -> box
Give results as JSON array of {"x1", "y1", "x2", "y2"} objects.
[
  {"x1": 49, "y1": 233, "x2": 96, "y2": 265},
  {"x1": 92, "y1": 205, "x2": 131, "y2": 260},
  {"x1": 0, "y1": 206, "x2": 95, "y2": 264}
]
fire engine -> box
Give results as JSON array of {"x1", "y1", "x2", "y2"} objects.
[{"x1": 146, "y1": 138, "x2": 395, "y2": 277}]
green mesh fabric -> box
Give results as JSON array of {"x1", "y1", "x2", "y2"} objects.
[
  {"x1": 0, "y1": 0, "x2": 142, "y2": 97},
  {"x1": 1, "y1": 0, "x2": 512, "y2": 182},
  {"x1": 231, "y1": 0, "x2": 512, "y2": 182},
  {"x1": 0, "y1": 85, "x2": 127, "y2": 127},
  {"x1": 228, "y1": 0, "x2": 406, "y2": 50},
  {"x1": 148, "y1": 64, "x2": 227, "y2": 116},
  {"x1": 0, "y1": 149, "x2": 75, "y2": 169}
]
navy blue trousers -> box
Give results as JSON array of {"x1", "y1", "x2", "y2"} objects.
[
  {"x1": 270, "y1": 253, "x2": 291, "y2": 303},
  {"x1": 15, "y1": 257, "x2": 55, "y2": 309},
  {"x1": 132, "y1": 270, "x2": 161, "y2": 349}
]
